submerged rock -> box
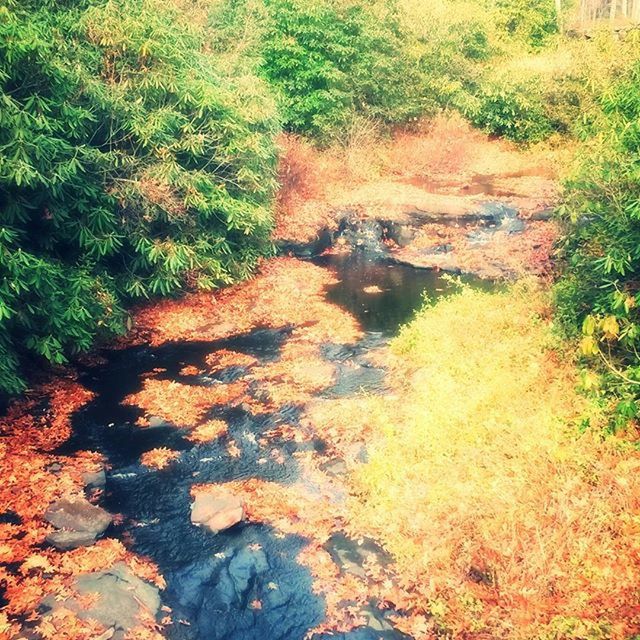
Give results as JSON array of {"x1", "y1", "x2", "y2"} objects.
[
  {"x1": 44, "y1": 496, "x2": 111, "y2": 549},
  {"x1": 166, "y1": 528, "x2": 325, "y2": 640},
  {"x1": 191, "y1": 489, "x2": 244, "y2": 533},
  {"x1": 41, "y1": 562, "x2": 160, "y2": 635},
  {"x1": 148, "y1": 415, "x2": 172, "y2": 429},
  {"x1": 82, "y1": 469, "x2": 106, "y2": 490}
]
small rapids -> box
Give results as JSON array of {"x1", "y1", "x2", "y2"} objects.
[{"x1": 61, "y1": 250, "x2": 483, "y2": 640}]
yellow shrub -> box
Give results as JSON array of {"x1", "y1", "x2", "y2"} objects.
[{"x1": 349, "y1": 283, "x2": 640, "y2": 638}]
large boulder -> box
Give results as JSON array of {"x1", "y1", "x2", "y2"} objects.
[
  {"x1": 41, "y1": 562, "x2": 160, "y2": 636},
  {"x1": 191, "y1": 489, "x2": 244, "y2": 534},
  {"x1": 45, "y1": 530, "x2": 98, "y2": 551},
  {"x1": 44, "y1": 496, "x2": 112, "y2": 550}
]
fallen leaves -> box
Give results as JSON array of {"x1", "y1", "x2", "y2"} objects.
[
  {"x1": 186, "y1": 419, "x2": 228, "y2": 444},
  {"x1": 130, "y1": 258, "x2": 361, "y2": 347},
  {"x1": 0, "y1": 379, "x2": 166, "y2": 639},
  {"x1": 0, "y1": 379, "x2": 94, "y2": 451},
  {"x1": 140, "y1": 447, "x2": 180, "y2": 470},
  {"x1": 125, "y1": 379, "x2": 247, "y2": 426},
  {"x1": 205, "y1": 350, "x2": 258, "y2": 371},
  {"x1": 35, "y1": 607, "x2": 108, "y2": 640}
]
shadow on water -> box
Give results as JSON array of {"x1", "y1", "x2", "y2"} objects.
[
  {"x1": 59, "y1": 253, "x2": 490, "y2": 639},
  {"x1": 59, "y1": 328, "x2": 334, "y2": 640}
]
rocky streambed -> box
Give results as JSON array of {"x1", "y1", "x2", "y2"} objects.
[
  {"x1": 43, "y1": 248, "x2": 474, "y2": 639},
  {"x1": 281, "y1": 199, "x2": 556, "y2": 281},
  {"x1": 1, "y1": 187, "x2": 557, "y2": 639}
]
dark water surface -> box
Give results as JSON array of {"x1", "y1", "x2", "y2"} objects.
[
  {"x1": 313, "y1": 252, "x2": 490, "y2": 333},
  {"x1": 59, "y1": 252, "x2": 490, "y2": 640}
]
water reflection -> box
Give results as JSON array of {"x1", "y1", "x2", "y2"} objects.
[{"x1": 313, "y1": 252, "x2": 490, "y2": 334}]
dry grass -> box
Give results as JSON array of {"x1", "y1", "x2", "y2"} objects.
[
  {"x1": 274, "y1": 115, "x2": 564, "y2": 242},
  {"x1": 348, "y1": 284, "x2": 640, "y2": 639}
]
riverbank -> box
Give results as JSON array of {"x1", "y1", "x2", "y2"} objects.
[
  {"x1": 275, "y1": 115, "x2": 565, "y2": 279},
  {"x1": 2, "y1": 121, "x2": 640, "y2": 639}
]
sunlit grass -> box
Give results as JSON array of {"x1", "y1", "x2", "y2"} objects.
[{"x1": 349, "y1": 283, "x2": 640, "y2": 638}]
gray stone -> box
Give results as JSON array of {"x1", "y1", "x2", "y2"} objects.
[
  {"x1": 148, "y1": 415, "x2": 169, "y2": 428},
  {"x1": 45, "y1": 529, "x2": 97, "y2": 550},
  {"x1": 500, "y1": 217, "x2": 526, "y2": 234},
  {"x1": 361, "y1": 605, "x2": 396, "y2": 632},
  {"x1": 479, "y1": 201, "x2": 519, "y2": 221},
  {"x1": 41, "y1": 562, "x2": 160, "y2": 634},
  {"x1": 321, "y1": 458, "x2": 348, "y2": 477},
  {"x1": 531, "y1": 207, "x2": 554, "y2": 221},
  {"x1": 424, "y1": 243, "x2": 454, "y2": 254},
  {"x1": 191, "y1": 489, "x2": 244, "y2": 533},
  {"x1": 44, "y1": 496, "x2": 111, "y2": 535},
  {"x1": 82, "y1": 469, "x2": 106, "y2": 490}
]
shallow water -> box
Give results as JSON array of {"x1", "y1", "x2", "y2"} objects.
[
  {"x1": 313, "y1": 251, "x2": 490, "y2": 333},
  {"x1": 60, "y1": 252, "x2": 489, "y2": 640}
]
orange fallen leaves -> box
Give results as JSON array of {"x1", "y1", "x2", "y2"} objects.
[
  {"x1": 205, "y1": 350, "x2": 258, "y2": 371},
  {"x1": 36, "y1": 607, "x2": 108, "y2": 640},
  {"x1": 0, "y1": 379, "x2": 166, "y2": 639},
  {"x1": 187, "y1": 419, "x2": 228, "y2": 443},
  {"x1": 125, "y1": 378, "x2": 247, "y2": 426},
  {"x1": 131, "y1": 258, "x2": 361, "y2": 347},
  {"x1": 179, "y1": 364, "x2": 201, "y2": 376},
  {"x1": 253, "y1": 341, "x2": 335, "y2": 408},
  {"x1": 140, "y1": 447, "x2": 180, "y2": 470},
  {"x1": 0, "y1": 379, "x2": 94, "y2": 451}
]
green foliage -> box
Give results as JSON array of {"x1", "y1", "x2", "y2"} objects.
[
  {"x1": 555, "y1": 59, "x2": 640, "y2": 421},
  {"x1": 464, "y1": 79, "x2": 554, "y2": 142},
  {"x1": 494, "y1": 0, "x2": 558, "y2": 48},
  {"x1": 208, "y1": 0, "x2": 569, "y2": 143},
  {"x1": 0, "y1": 0, "x2": 279, "y2": 394},
  {"x1": 258, "y1": 0, "x2": 425, "y2": 140},
  {"x1": 0, "y1": 0, "x2": 614, "y2": 397}
]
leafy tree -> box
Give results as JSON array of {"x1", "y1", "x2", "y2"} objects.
[
  {"x1": 258, "y1": 0, "x2": 425, "y2": 140},
  {"x1": 494, "y1": 0, "x2": 558, "y2": 47},
  {"x1": 0, "y1": 0, "x2": 279, "y2": 394},
  {"x1": 555, "y1": 60, "x2": 640, "y2": 422}
]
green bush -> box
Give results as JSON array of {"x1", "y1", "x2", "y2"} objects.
[
  {"x1": 465, "y1": 79, "x2": 554, "y2": 142},
  {"x1": 554, "y1": 60, "x2": 640, "y2": 421},
  {"x1": 258, "y1": 0, "x2": 425, "y2": 140},
  {"x1": 494, "y1": 0, "x2": 558, "y2": 48},
  {"x1": 0, "y1": 0, "x2": 279, "y2": 395},
  {"x1": 211, "y1": 0, "x2": 564, "y2": 144}
]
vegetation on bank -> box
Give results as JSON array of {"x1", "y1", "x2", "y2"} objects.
[
  {"x1": 2, "y1": 0, "x2": 640, "y2": 423},
  {"x1": 555, "y1": 57, "x2": 640, "y2": 427},
  {"x1": 0, "y1": 0, "x2": 278, "y2": 394},
  {"x1": 351, "y1": 284, "x2": 640, "y2": 638}
]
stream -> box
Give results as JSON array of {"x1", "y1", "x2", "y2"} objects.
[{"x1": 59, "y1": 249, "x2": 485, "y2": 640}]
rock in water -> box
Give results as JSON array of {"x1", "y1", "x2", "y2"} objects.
[
  {"x1": 191, "y1": 489, "x2": 244, "y2": 533},
  {"x1": 44, "y1": 496, "x2": 112, "y2": 549},
  {"x1": 148, "y1": 415, "x2": 170, "y2": 428},
  {"x1": 40, "y1": 562, "x2": 160, "y2": 635},
  {"x1": 45, "y1": 530, "x2": 98, "y2": 551},
  {"x1": 82, "y1": 469, "x2": 106, "y2": 490}
]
